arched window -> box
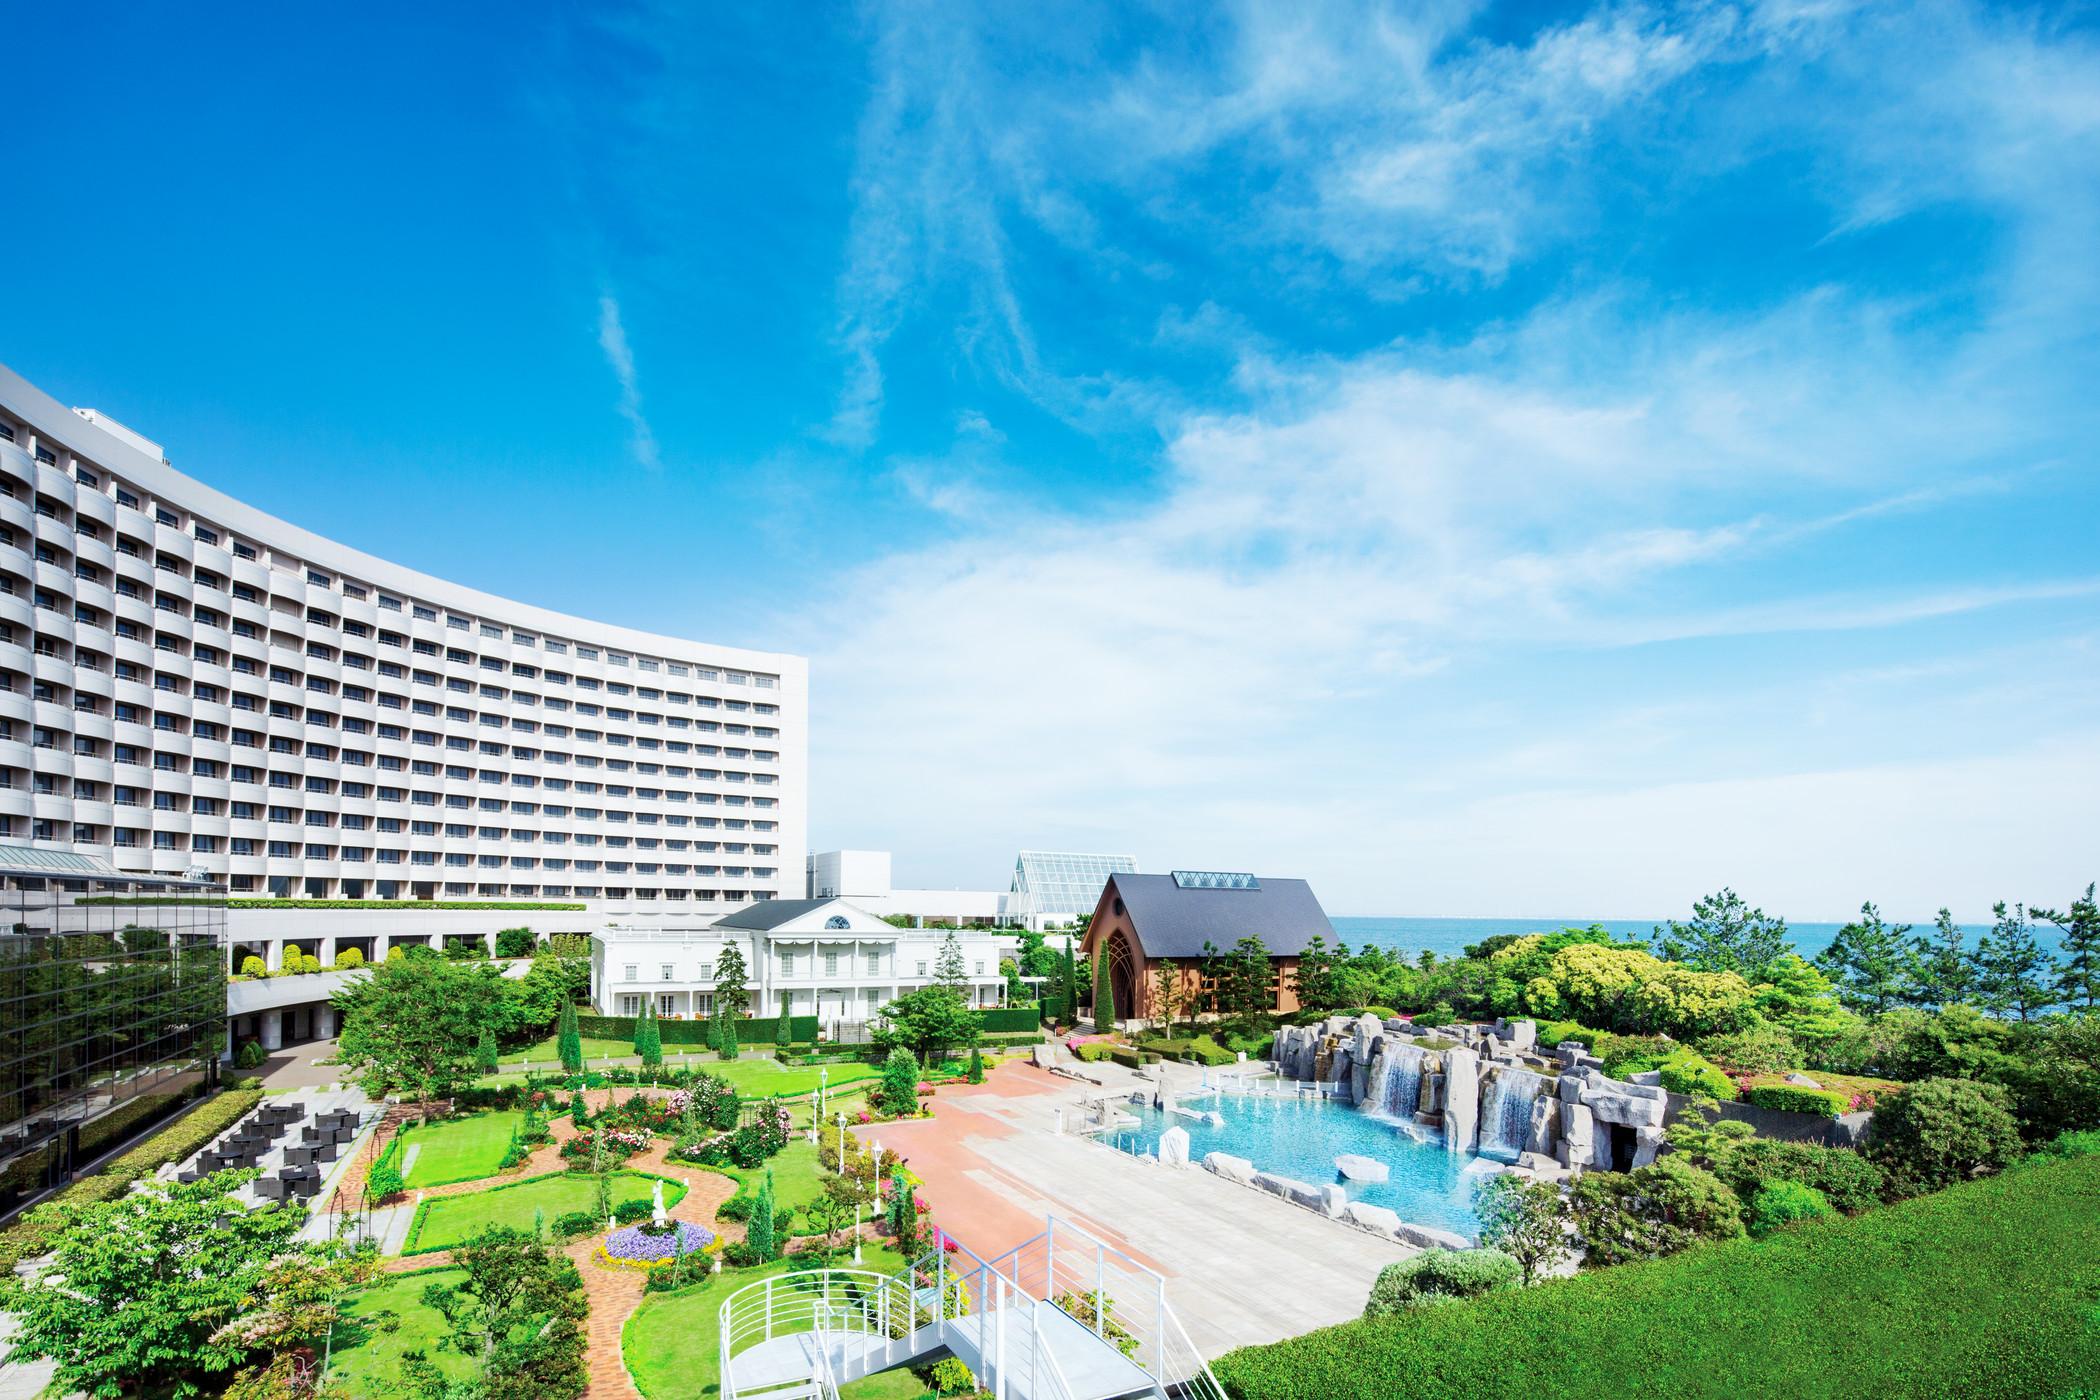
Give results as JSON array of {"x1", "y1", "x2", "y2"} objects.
[{"x1": 824, "y1": 914, "x2": 850, "y2": 930}]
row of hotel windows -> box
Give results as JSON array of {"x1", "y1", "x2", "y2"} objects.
[
  {"x1": 0, "y1": 442, "x2": 781, "y2": 689},
  {"x1": 618, "y1": 953, "x2": 990, "y2": 980}
]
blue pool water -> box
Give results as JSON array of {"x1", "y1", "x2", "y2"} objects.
[{"x1": 1104, "y1": 1093, "x2": 1485, "y2": 1238}]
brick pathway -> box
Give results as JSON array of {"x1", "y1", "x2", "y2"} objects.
[{"x1": 363, "y1": 1089, "x2": 741, "y2": 1399}]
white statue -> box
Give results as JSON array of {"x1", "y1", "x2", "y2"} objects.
[{"x1": 651, "y1": 1179, "x2": 667, "y2": 1227}]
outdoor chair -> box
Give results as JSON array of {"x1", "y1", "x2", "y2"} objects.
[
  {"x1": 316, "y1": 1141, "x2": 339, "y2": 1162},
  {"x1": 254, "y1": 1178, "x2": 286, "y2": 1201}
]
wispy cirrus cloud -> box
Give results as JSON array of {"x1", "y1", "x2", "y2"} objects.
[{"x1": 595, "y1": 291, "x2": 660, "y2": 471}]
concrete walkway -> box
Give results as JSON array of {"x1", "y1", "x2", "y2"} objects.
[{"x1": 853, "y1": 1058, "x2": 1409, "y2": 1357}]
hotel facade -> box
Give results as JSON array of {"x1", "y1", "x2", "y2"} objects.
[{"x1": 0, "y1": 363, "x2": 807, "y2": 916}]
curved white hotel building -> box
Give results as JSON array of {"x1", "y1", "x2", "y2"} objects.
[{"x1": 0, "y1": 363, "x2": 806, "y2": 914}]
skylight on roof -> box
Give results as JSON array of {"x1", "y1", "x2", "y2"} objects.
[{"x1": 1170, "y1": 870, "x2": 1260, "y2": 890}]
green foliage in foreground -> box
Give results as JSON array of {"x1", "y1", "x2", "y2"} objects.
[{"x1": 1214, "y1": 1152, "x2": 2100, "y2": 1400}]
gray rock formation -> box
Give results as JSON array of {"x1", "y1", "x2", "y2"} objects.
[
  {"x1": 1341, "y1": 1201, "x2": 1402, "y2": 1235},
  {"x1": 1203, "y1": 1151, "x2": 1257, "y2": 1185},
  {"x1": 1443, "y1": 1046, "x2": 1481, "y2": 1154},
  {"x1": 1334, "y1": 1153, "x2": 1389, "y2": 1183},
  {"x1": 1395, "y1": 1222, "x2": 1472, "y2": 1250},
  {"x1": 1158, "y1": 1125, "x2": 1191, "y2": 1168}
]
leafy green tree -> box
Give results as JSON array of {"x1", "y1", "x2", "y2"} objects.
[
  {"x1": 0, "y1": 1173, "x2": 306, "y2": 1398},
  {"x1": 1815, "y1": 902, "x2": 1917, "y2": 1013},
  {"x1": 556, "y1": 998, "x2": 583, "y2": 1074},
  {"x1": 878, "y1": 985, "x2": 981, "y2": 1065},
  {"x1": 494, "y1": 926, "x2": 538, "y2": 959},
  {"x1": 633, "y1": 998, "x2": 662, "y2": 1069},
  {"x1": 886, "y1": 1164, "x2": 919, "y2": 1252},
  {"x1": 1472, "y1": 1174, "x2": 1570, "y2": 1284},
  {"x1": 1972, "y1": 902, "x2": 2056, "y2": 1021},
  {"x1": 1015, "y1": 927, "x2": 1059, "y2": 980},
  {"x1": 420, "y1": 1225, "x2": 587, "y2": 1400},
  {"x1": 2034, "y1": 883, "x2": 2100, "y2": 1014},
  {"x1": 1911, "y1": 908, "x2": 1975, "y2": 1008},
  {"x1": 1865, "y1": 1077, "x2": 2025, "y2": 1197},
  {"x1": 878, "y1": 1045, "x2": 921, "y2": 1114},
  {"x1": 1217, "y1": 935, "x2": 1275, "y2": 1028},
  {"x1": 476, "y1": 1026, "x2": 500, "y2": 1075},
  {"x1": 1652, "y1": 888, "x2": 1796, "y2": 980},
  {"x1": 335, "y1": 955, "x2": 510, "y2": 1106},
  {"x1": 216, "y1": 1240, "x2": 382, "y2": 1394},
  {"x1": 1150, "y1": 960, "x2": 1187, "y2": 1034}
]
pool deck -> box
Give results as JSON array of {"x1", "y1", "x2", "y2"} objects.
[{"x1": 853, "y1": 1058, "x2": 1411, "y2": 1357}]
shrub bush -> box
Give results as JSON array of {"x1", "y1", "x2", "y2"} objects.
[
  {"x1": 554, "y1": 1210, "x2": 599, "y2": 1238},
  {"x1": 333, "y1": 947, "x2": 365, "y2": 969},
  {"x1": 1076, "y1": 1043, "x2": 1115, "y2": 1062},
  {"x1": 1696, "y1": 1022, "x2": 1803, "y2": 1074},
  {"x1": 1534, "y1": 1019, "x2": 1604, "y2": 1051},
  {"x1": 1656, "y1": 1051, "x2": 1736, "y2": 1101},
  {"x1": 1569, "y1": 1157, "x2": 1744, "y2": 1267},
  {"x1": 366, "y1": 1161, "x2": 405, "y2": 1202},
  {"x1": 614, "y1": 1199, "x2": 653, "y2": 1224},
  {"x1": 2039, "y1": 1129, "x2": 2100, "y2": 1158},
  {"x1": 1709, "y1": 1138, "x2": 1885, "y2": 1214},
  {"x1": 1865, "y1": 1077, "x2": 2025, "y2": 1198},
  {"x1": 1746, "y1": 1181, "x2": 1834, "y2": 1237},
  {"x1": 234, "y1": 1040, "x2": 266, "y2": 1069},
  {"x1": 1364, "y1": 1249, "x2": 1521, "y2": 1316},
  {"x1": 1744, "y1": 1085, "x2": 1850, "y2": 1118},
  {"x1": 238, "y1": 955, "x2": 267, "y2": 978}
]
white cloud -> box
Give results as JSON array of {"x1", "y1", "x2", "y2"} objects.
[{"x1": 595, "y1": 292, "x2": 660, "y2": 471}]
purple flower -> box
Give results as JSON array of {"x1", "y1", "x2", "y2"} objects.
[{"x1": 604, "y1": 1221, "x2": 717, "y2": 1262}]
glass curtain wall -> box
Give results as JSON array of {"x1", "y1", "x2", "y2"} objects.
[{"x1": 0, "y1": 870, "x2": 226, "y2": 1220}]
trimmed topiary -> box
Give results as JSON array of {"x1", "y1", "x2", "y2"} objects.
[
  {"x1": 1364, "y1": 1249, "x2": 1521, "y2": 1316},
  {"x1": 1746, "y1": 1180, "x2": 1835, "y2": 1237}
]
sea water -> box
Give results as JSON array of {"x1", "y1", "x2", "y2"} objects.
[{"x1": 1106, "y1": 1094, "x2": 1482, "y2": 1238}]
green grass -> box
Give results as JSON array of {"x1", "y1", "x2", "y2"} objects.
[
  {"x1": 624, "y1": 1244, "x2": 908, "y2": 1400},
  {"x1": 718, "y1": 1135, "x2": 833, "y2": 1225},
  {"x1": 391, "y1": 1110, "x2": 525, "y2": 1188},
  {"x1": 499, "y1": 1036, "x2": 637, "y2": 1066},
  {"x1": 1214, "y1": 1152, "x2": 2100, "y2": 1400},
  {"x1": 325, "y1": 1266, "x2": 475, "y2": 1397},
  {"x1": 403, "y1": 1170, "x2": 685, "y2": 1255}
]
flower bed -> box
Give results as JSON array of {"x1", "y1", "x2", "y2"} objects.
[
  {"x1": 560, "y1": 1127, "x2": 654, "y2": 1164},
  {"x1": 597, "y1": 1220, "x2": 720, "y2": 1270}
]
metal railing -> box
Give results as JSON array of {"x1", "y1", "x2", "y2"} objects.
[
  {"x1": 718, "y1": 1268, "x2": 912, "y2": 1399},
  {"x1": 987, "y1": 1216, "x2": 1226, "y2": 1400}
]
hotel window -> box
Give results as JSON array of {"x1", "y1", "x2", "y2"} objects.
[
  {"x1": 658, "y1": 993, "x2": 676, "y2": 1015},
  {"x1": 916, "y1": 961, "x2": 927, "y2": 978},
  {"x1": 780, "y1": 952, "x2": 795, "y2": 976},
  {"x1": 661, "y1": 963, "x2": 674, "y2": 982},
  {"x1": 866, "y1": 951, "x2": 881, "y2": 976},
  {"x1": 624, "y1": 963, "x2": 638, "y2": 982},
  {"x1": 824, "y1": 950, "x2": 839, "y2": 976}
]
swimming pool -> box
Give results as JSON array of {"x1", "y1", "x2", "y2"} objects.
[{"x1": 1102, "y1": 1092, "x2": 1486, "y2": 1238}]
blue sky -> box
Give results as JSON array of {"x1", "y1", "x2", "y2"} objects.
[{"x1": 6, "y1": 1, "x2": 2097, "y2": 920}]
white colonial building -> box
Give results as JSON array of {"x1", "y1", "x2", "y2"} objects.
[{"x1": 589, "y1": 897, "x2": 1010, "y2": 1026}]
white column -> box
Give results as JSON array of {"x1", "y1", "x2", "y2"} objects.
[
  {"x1": 318, "y1": 936, "x2": 338, "y2": 966},
  {"x1": 260, "y1": 1011, "x2": 284, "y2": 1051}
]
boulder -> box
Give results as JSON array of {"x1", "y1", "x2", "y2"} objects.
[
  {"x1": 1031, "y1": 1044, "x2": 1057, "y2": 1070},
  {"x1": 1341, "y1": 1201, "x2": 1402, "y2": 1235},
  {"x1": 1504, "y1": 1018, "x2": 1538, "y2": 1052},
  {"x1": 1395, "y1": 1221, "x2": 1472, "y2": 1251},
  {"x1": 1203, "y1": 1111, "x2": 1225, "y2": 1128},
  {"x1": 1252, "y1": 1172, "x2": 1344, "y2": 1216},
  {"x1": 1158, "y1": 1125, "x2": 1191, "y2": 1168},
  {"x1": 1627, "y1": 1070, "x2": 1663, "y2": 1087},
  {"x1": 1558, "y1": 1070, "x2": 1589, "y2": 1103},
  {"x1": 1585, "y1": 1086, "x2": 1667, "y2": 1130},
  {"x1": 1442, "y1": 1047, "x2": 1481, "y2": 1155},
  {"x1": 1560, "y1": 1101, "x2": 1595, "y2": 1169},
  {"x1": 1630, "y1": 1124, "x2": 1666, "y2": 1168},
  {"x1": 1203, "y1": 1152, "x2": 1257, "y2": 1185},
  {"x1": 1785, "y1": 1073, "x2": 1824, "y2": 1089},
  {"x1": 1515, "y1": 1151, "x2": 1563, "y2": 1175},
  {"x1": 1335, "y1": 1153, "x2": 1390, "y2": 1183},
  {"x1": 1525, "y1": 1094, "x2": 1560, "y2": 1156}
]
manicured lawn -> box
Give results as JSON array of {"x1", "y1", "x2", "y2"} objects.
[
  {"x1": 326, "y1": 1266, "x2": 475, "y2": 1396},
  {"x1": 391, "y1": 1110, "x2": 524, "y2": 1188},
  {"x1": 499, "y1": 1035, "x2": 635, "y2": 1066},
  {"x1": 404, "y1": 1170, "x2": 685, "y2": 1255},
  {"x1": 721, "y1": 1135, "x2": 832, "y2": 1223},
  {"x1": 624, "y1": 1244, "x2": 908, "y2": 1400},
  {"x1": 1214, "y1": 1153, "x2": 2100, "y2": 1400}
]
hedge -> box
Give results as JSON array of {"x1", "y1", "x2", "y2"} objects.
[
  {"x1": 575, "y1": 1014, "x2": 819, "y2": 1045},
  {"x1": 1214, "y1": 1152, "x2": 2100, "y2": 1400},
  {"x1": 980, "y1": 1007, "x2": 1043, "y2": 1034},
  {"x1": 1744, "y1": 1085, "x2": 1850, "y2": 1119},
  {"x1": 0, "y1": 1086, "x2": 265, "y2": 1271},
  {"x1": 1040, "y1": 995, "x2": 1067, "y2": 1022}
]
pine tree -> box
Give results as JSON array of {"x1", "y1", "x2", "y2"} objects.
[
  {"x1": 934, "y1": 929, "x2": 969, "y2": 992},
  {"x1": 556, "y1": 1000, "x2": 583, "y2": 1075},
  {"x1": 1093, "y1": 942, "x2": 1116, "y2": 1030},
  {"x1": 1911, "y1": 908, "x2": 1974, "y2": 1007},
  {"x1": 967, "y1": 1048, "x2": 985, "y2": 1083},
  {"x1": 1060, "y1": 936, "x2": 1076, "y2": 1020},
  {"x1": 775, "y1": 1007, "x2": 793, "y2": 1055},
  {"x1": 1972, "y1": 901, "x2": 2056, "y2": 1021},
  {"x1": 713, "y1": 943, "x2": 751, "y2": 1017},
  {"x1": 2034, "y1": 883, "x2": 2100, "y2": 1014},
  {"x1": 1651, "y1": 888, "x2": 1796, "y2": 980},
  {"x1": 747, "y1": 1170, "x2": 777, "y2": 1261},
  {"x1": 634, "y1": 999, "x2": 663, "y2": 1069},
  {"x1": 1814, "y1": 903, "x2": 1917, "y2": 1013},
  {"x1": 886, "y1": 1164, "x2": 918, "y2": 1253}
]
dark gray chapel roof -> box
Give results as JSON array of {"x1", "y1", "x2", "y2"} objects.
[
  {"x1": 712, "y1": 898, "x2": 835, "y2": 931},
  {"x1": 1103, "y1": 873, "x2": 1335, "y2": 958}
]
